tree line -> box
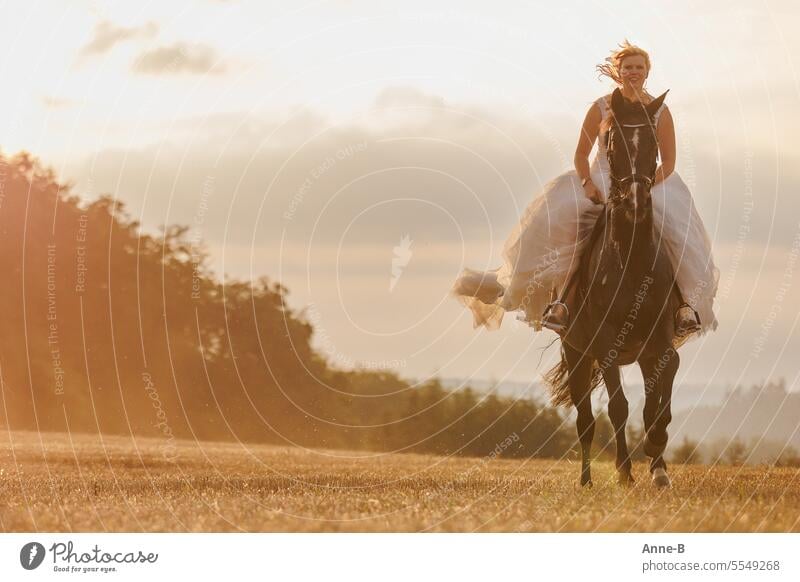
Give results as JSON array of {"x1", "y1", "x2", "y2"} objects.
[{"x1": 0, "y1": 152, "x2": 578, "y2": 460}]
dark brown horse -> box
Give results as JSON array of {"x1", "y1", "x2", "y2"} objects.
[{"x1": 545, "y1": 88, "x2": 680, "y2": 488}]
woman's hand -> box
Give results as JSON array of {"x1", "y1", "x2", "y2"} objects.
[{"x1": 583, "y1": 181, "x2": 604, "y2": 204}]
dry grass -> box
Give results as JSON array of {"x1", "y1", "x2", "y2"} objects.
[{"x1": 1, "y1": 430, "x2": 799, "y2": 532}]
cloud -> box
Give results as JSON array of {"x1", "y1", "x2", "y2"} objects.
[
  {"x1": 374, "y1": 86, "x2": 446, "y2": 109},
  {"x1": 41, "y1": 96, "x2": 73, "y2": 109},
  {"x1": 80, "y1": 20, "x2": 158, "y2": 57},
  {"x1": 131, "y1": 42, "x2": 229, "y2": 76},
  {"x1": 67, "y1": 86, "x2": 800, "y2": 253},
  {"x1": 68, "y1": 87, "x2": 558, "y2": 251}
]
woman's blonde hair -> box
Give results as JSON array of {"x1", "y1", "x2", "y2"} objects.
[
  {"x1": 597, "y1": 41, "x2": 655, "y2": 133},
  {"x1": 597, "y1": 40, "x2": 651, "y2": 86}
]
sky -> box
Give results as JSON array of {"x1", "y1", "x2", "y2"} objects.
[{"x1": 3, "y1": 0, "x2": 800, "y2": 391}]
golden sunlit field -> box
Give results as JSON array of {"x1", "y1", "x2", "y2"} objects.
[{"x1": 1, "y1": 430, "x2": 798, "y2": 533}]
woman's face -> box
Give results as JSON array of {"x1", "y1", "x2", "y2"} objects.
[{"x1": 619, "y1": 55, "x2": 648, "y2": 91}]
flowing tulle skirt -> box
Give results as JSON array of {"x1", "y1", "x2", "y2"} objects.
[{"x1": 451, "y1": 164, "x2": 719, "y2": 337}]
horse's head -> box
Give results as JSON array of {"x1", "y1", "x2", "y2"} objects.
[{"x1": 607, "y1": 88, "x2": 668, "y2": 224}]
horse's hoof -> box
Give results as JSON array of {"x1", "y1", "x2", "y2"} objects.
[
  {"x1": 580, "y1": 479, "x2": 593, "y2": 488},
  {"x1": 652, "y1": 468, "x2": 671, "y2": 489},
  {"x1": 618, "y1": 472, "x2": 635, "y2": 487}
]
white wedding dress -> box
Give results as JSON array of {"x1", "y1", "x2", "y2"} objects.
[{"x1": 451, "y1": 94, "x2": 719, "y2": 337}]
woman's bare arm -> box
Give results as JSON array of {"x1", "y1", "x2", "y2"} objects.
[
  {"x1": 575, "y1": 102, "x2": 603, "y2": 202},
  {"x1": 575, "y1": 102, "x2": 601, "y2": 181},
  {"x1": 654, "y1": 106, "x2": 676, "y2": 185}
]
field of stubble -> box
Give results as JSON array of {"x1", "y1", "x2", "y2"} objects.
[{"x1": 1, "y1": 430, "x2": 798, "y2": 532}]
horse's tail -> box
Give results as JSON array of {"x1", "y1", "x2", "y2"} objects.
[{"x1": 543, "y1": 350, "x2": 604, "y2": 407}]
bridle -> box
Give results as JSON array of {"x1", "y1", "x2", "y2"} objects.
[
  {"x1": 607, "y1": 121, "x2": 658, "y2": 203},
  {"x1": 604, "y1": 119, "x2": 659, "y2": 267}
]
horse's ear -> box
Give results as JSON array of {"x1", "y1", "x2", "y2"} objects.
[
  {"x1": 646, "y1": 90, "x2": 669, "y2": 117},
  {"x1": 610, "y1": 88, "x2": 627, "y2": 117}
]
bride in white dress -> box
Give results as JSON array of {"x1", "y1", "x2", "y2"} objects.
[{"x1": 451, "y1": 41, "x2": 719, "y2": 339}]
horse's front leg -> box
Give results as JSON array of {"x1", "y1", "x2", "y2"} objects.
[
  {"x1": 564, "y1": 344, "x2": 596, "y2": 488},
  {"x1": 640, "y1": 346, "x2": 679, "y2": 488},
  {"x1": 600, "y1": 364, "x2": 634, "y2": 485}
]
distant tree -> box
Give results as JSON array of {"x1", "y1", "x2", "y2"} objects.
[
  {"x1": 723, "y1": 437, "x2": 750, "y2": 466},
  {"x1": 775, "y1": 446, "x2": 800, "y2": 468},
  {"x1": 670, "y1": 436, "x2": 702, "y2": 464}
]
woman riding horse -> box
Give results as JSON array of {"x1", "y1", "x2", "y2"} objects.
[{"x1": 451, "y1": 41, "x2": 719, "y2": 486}]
